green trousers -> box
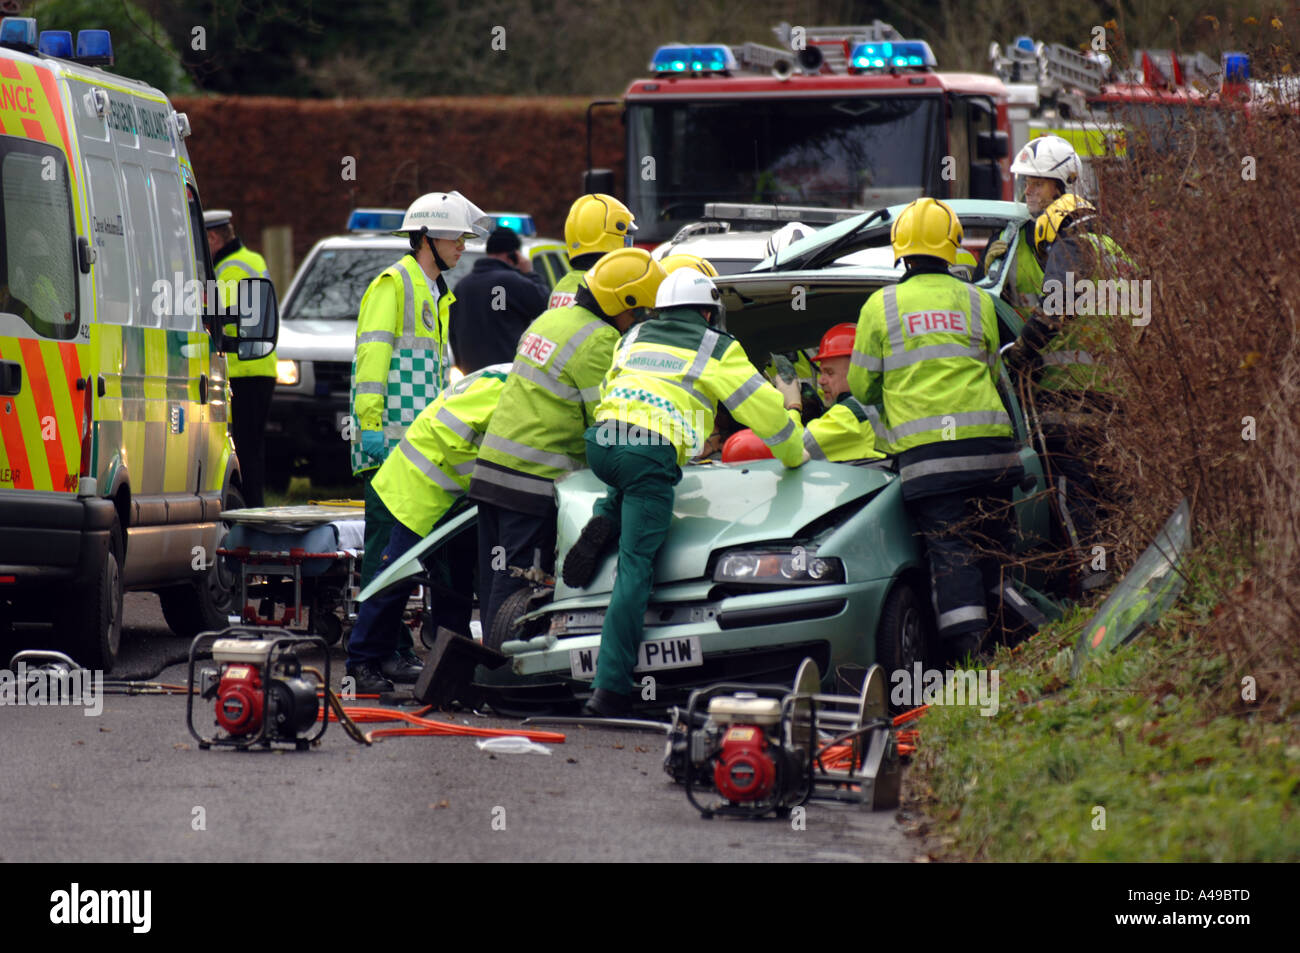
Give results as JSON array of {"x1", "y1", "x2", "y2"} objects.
[
  {"x1": 584, "y1": 427, "x2": 681, "y2": 694},
  {"x1": 360, "y1": 470, "x2": 413, "y2": 654}
]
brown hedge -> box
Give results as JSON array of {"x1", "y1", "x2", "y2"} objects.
[{"x1": 174, "y1": 95, "x2": 627, "y2": 263}]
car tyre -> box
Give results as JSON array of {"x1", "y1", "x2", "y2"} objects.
[
  {"x1": 875, "y1": 580, "x2": 931, "y2": 685},
  {"x1": 486, "y1": 586, "x2": 548, "y2": 653},
  {"x1": 58, "y1": 519, "x2": 124, "y2": 672},
  {"x1": 159, "y1": 485, "x2": 245, "y2": 639}
]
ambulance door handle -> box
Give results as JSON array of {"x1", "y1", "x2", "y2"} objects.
[
  {"x1": 199, "y1": 374, "x2": 208, "y2": 404},
  {"x1": 97, "y1": 374, "x2": 105, "y2": 397},
  {"x1": 0, "y1": 360, "x2": 20, "y2": 396}
]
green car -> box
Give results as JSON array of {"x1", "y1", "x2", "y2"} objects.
[{"x1": 368, "y1": 200, "x2": 1061, "y2": 711}]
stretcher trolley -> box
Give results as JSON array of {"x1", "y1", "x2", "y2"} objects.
[{"x1": 216, "y1": 504, "x2": 369, "y2": 646}]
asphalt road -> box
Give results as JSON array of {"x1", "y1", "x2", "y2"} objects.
[{"x1": 0, "y1": 593, "x2": 919, "y2": 863}]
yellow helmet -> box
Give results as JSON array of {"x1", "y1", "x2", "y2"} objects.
[
  {"x1": 1034, "y1": 194, "x2": 1096, "y2": 254},
  {"x1": 659, "y1": 253, "x2": 719, "y2": 278},
  {"x1": 890, "y1": 197, "x2": 963, "y2": 265},
  {"x1": 564, "y1": 194, "x2": 636, "y2": 259},
  {"x1": 583, "y1": 248, "x2": 666, "y2": 316}
]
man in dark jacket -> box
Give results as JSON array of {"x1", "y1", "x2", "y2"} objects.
[{"x1": 450, "y1": 227, "x2": 549, "y2": 373}]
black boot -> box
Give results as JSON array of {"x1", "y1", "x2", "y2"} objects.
[
  {"x1": 348, "y1": 661, "x2": 394, "y2": 695},
  {"x1": 562, "y1": 515, "x2": 618, "y2": 589},
  {"x1": 582, "y1": 688, "x2": 633, "y2": 717},
  {"x1": 381, "y1": 651, "x2": 424, "y2": 683}
]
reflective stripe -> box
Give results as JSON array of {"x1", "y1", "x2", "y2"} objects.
[
  {"x1": 882, "y1": 342, "x2": 989, "y2": 371},
  {"x1": 436, "y1": 405, "x2": 481, "y2": 444},
  {"x1": 549, "y1": 319, "x2": 600, "y2": 377},
  {"x1": 453, "y1": 459, "x2": 478, "y2": 475},
  {"x1": 803, "y1": 428, "x2": 826, "y2": 460},
  {"x1": 621, "y1": 348, "x2": 690, "y2": 373},
  {"x1": 883, "y1": 285, "x2": 904, "y2": 353},
  {"x1": 481, "y1": 431, "x2": 581, "y2": 471},
  {"x1": 851, "y1": 349, "x2": 883, "y2": 372},
  {"x1": 398, "y1": 440, "x2": 462, "y2": 492},
  {"x1": 382, "y1": 423, "x2": 408, "y2": 439},
  {"x1": 721, "y1": 372, "x2": 765, "y2": 412},
  {"x1": 966, "y1": 285, "x2": 983, "y2": 351},
  {"x1": 685, "y1": 330, "x2": 719, "y2": 385},
  {"x1": 884, "y1": 410, "x2": 1012, "y2": 442},
  {"x1": 579, "y1": 385, "x2": 603, "y2": 404},
  {"x1": 760, "y1": 416, "x2": 796, "y2": 448},
  {"x1": 898, "y1": 452, "x2": 1022, "y2": 482},
  {"x1": 1040, "y1": 349, "x2": 1095, "y2": 366},
  {"x1": 938, "y1": 605, "x2": 987, "y2": 631},
  {"x1": 864, "y1": 405, "x2": 891, "y2": 444},
  {"x1": 473, "y1": 465, "x2": 556, "y2": 497},
  {"x1": 221, "y1": 258, "x2": 266, "y2": 279},
  {"x1": 358, "y1": 330, "x2": 395, "y2": 346},
  {"x1": 512, "y1": 360, "x2": 582, "y2": 402},
  {"x1": 659, "y1": 376, "x2": 711, "y2": 409},
  {"x1": 356, "y1": 381, "x2": 384, "y2": 395}
]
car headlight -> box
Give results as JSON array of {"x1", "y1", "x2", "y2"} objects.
[
  {"x1": 276, "y1": 359, "x2": 300, "y2": 386},
  {"x1": 713, "y1": 549, "x2": 844, "y2": 586}
]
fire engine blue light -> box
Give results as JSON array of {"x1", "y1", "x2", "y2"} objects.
[
  {"x1": 1223, "y1": 52, "x2": 1250, "y2": 83},
  {"x1": 0, "y1": 17, "x2": 37, "y2": 47},
  {"x1": 75, "y1": 29, "x2": 114, "y2": 65},
  {"x1": 38, "y1": 30, "x2": 73, "y2": 58},
  {"x1": 489, "y1": 213, "x2": 536, "y2": 236},
  {"x1": 849, "y1": 40, "x2": 935, "y2": 72},
  {"x1": 1015, "y1": 35, "x2": 1035, "y2": 53},
  {"x1": 650, "y1": 45, "x2": 734, "y2": 75},
  {"x1": 347, "y1": 209, "x2": 406, "y2": 232}
]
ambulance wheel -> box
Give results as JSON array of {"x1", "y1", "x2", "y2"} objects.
[
  {"x1": 60, "y1": 521, "x2": 124, "y2": 672},
  {"x1": 160, "y1": 486, "x2": 245, "y2": 638},
  {"x1": 875, "y1": 580, "x2": 930, "y2": 695}
]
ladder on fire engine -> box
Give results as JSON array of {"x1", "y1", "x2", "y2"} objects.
[{"x1": 735, "y1": 20, "x2": 906, "y2": 77}]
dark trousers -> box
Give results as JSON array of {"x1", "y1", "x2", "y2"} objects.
[
  {"x1": 906, "y1": 485, "x2": 1015, "y2": 644},
  {"x1": 1040, "y1": 426, "x2": 1101, "y2": 548},
  {"x1": 229, "y1": 375, "x2": 275, "y2": 507},
  {"x1": 585, "y1": 433, "x2": 681, "y2": 694},
  {"x1": 346, "y1": 520, "x2": 422, "y2": 667},
  {"x1": 476, "y1": 502, "x2": 555, "y2": 640},
  {"x1": 359, "y1": 473, "x2": 412, "y2": 654}
]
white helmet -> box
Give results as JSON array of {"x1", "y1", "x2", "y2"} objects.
[
  {"x1": 655, "y1": 267, "x2": 723, "y2": 323},
  {"x1": 397, "y1": 190, "x2": 493, "y2": 240},
  {"x1": 1010, "y1": 135, "x2": 1081, "y2": 208},
  {"x1": 765, "y1": 221, "x2": 816, "y2": 259}
]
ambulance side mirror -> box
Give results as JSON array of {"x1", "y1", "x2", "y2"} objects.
[{"x1": 218, "y1": 277, "x2": 279, "y2": 359}]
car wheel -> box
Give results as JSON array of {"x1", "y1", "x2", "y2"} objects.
[
  {"x1": 159, "y1": 485, "x2": 245, "y2": 639},
  {"x1": 486, "y1": 586, "x2": 549, "y2": 653},
  {"x1": 57, "y1": 519, "x2": 124, "y2": 671},
  {"x1": 875, "y1": 580, "x2": 930, "y2": 679}
]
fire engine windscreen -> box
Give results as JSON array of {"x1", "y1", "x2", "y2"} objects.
[{"x1": 627, "y1": 97, "x2": 942, "y2": 244}]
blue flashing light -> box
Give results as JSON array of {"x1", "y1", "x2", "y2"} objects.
[
  {"x1": 1014, "y1": 35, "x2": 1035, "y2": 53},
  {"x1": 0, "y1": 17, "x2": 37, "y2": 48},
  {"x1": 649, "y1": 44, "x2": 735, "y2": 75},
  {"x1": 489, "y1": 213, "x2": 536, "y2": 237},
  {"x1": 1223, "y1": 52, "x2": 1250, "y2": 84},
  {"x1": 38, "y1": 30, "x2": 73, "y2": 58},
  {"x1": 347, "y1": 208, "x2": 406, "y2": 232},
  {"x1": 849, "y1": 40, "x2": 935, "y2": 73},
  {"x1": 75, "y1": 29, "x2": 114, "y2": 66}
]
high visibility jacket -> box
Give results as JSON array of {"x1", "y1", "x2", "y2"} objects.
[
  {"x1": 372, "y1": 366, "x2": 505, "y2": 537},
  {"x1": 547, "y1": 268, "x2": 583, "y2": 311},
  {"x1": 1009, "y1": 224, "x2": 1044, "y2": 319},
  {"x1": 349, "y1": 254, "x2": 455, "y2": 475},
  {"x1": 1035, "y1": 230, "x2": 1132, "y2": 396},
  {"x1": 469, "y1": 302, "x2": 619, "y2": 515},
  {"x1": 849, "y1": 270, "x2": 1022, "y2": 499},
  {"x1": 594, "y1": 307, "x2": 803, "y2": 467},
  {"x1": 801, "y1": 393, "x2": 886, "y2": 462},
  {"x1": 215, "y1": 243, "x2": 277, "y2": 378}
]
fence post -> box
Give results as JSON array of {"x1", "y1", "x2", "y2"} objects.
[{"x1": 261, "y1": 226, "x2": 294, "y2": 295}]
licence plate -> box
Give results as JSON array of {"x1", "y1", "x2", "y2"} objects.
[{"x1": 569, "y1": 636, "x2": 703, "y2": 680}]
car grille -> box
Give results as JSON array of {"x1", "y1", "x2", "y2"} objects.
[{"x1": 314, "y1": 361, "x2": 352, "y2": 396}]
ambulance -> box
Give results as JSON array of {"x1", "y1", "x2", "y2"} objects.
[{"x1": 0, "y1": 18, "x2": 278, "y2": 670}]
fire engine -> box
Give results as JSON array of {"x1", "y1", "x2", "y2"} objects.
[{"x1": 585, "y1": 21, "x2": 1015, "y2": 246}]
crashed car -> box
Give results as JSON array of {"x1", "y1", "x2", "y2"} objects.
[{"x1": 367, "y1": 199, "x2": 1062, "y2": 711}]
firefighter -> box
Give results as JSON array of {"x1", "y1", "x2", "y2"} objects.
[
  {"x1": 723, "y1": 323, "x2": 886, "y2": 464},
  {"x1": 1003, "y1": 193, "x2": 1131, "y2": 558},
  {"x1": 205, "y1": 209, "x2": 277, "y2": 508},
  {"x1": 470, "y1": 248, "x2": 666, "y2": 640},
  {"x1": 983, "y1": 135, "x2": 1082, "y2": 317},
  {"x1": 547, "y1": 194, "x2": 637, "y2": 309},
  {"x1": 659, "y1": 253, "x2": 718, "y2": 278},
  {"x1": 563, "y1": 268, "x2": 805, "y2": 716},
  {"x1": 848, "y1": 198, "x2": 1024, "y2": 664},
  {"x1": 350, "y1": 190, "x2": 492, "y2": 681},
  {"x1": 345, "y1": 365, "x2": 508, "y2": 694}
]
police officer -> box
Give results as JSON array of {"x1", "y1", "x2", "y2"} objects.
[
  {"x1": 469, "y1": 248, "x2": 666, "y2": 640},
  {"x1": 206, "y1": 209, "x2": 277, "y2": 508},
  {"x1": 849, "y1": 198, "x2": 1024, "y2": 664},
  {"x1": 1003, "y1": 192, "x2": 1131, "y2": 559},
  {"x1": 345, "y1": 366, "x2": 507, "y2": 694},
  {"x1": 564, "y1": 268, "x2": 805, "y2": 716},
  {"x1": 547, "y1": 194, "x2": 636, "y2": 310},
  {"x1": 350, "y1": 190, "x2": 491, "y2": 681}
]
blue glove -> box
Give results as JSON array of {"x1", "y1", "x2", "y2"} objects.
[{"x1": 361, "y1": 430, "x2": 389, "y2": 463}]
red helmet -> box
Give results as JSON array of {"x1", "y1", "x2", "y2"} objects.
[
  {"x1": 813, "y1": 323, "x2": 856, "y2": 362},
  {"x1": 721, "y1": 429, "x2": 774, "y2": 463}
]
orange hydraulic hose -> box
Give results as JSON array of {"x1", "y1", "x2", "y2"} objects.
[{"x1": 319, "y1": 704, "x2": 566, "y2": 745}]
